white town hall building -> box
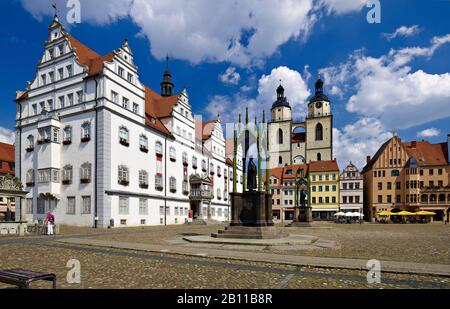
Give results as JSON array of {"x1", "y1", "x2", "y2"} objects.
[{"x1": 13, "y1": 16, "x2": 243, "y2": 228}]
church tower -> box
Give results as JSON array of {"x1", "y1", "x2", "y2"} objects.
[
  {"x1": 305, "y1": 78, "x2": 333, "y2": 162},
  {"x1": 268, "y1": 84, "x2": 293, "y2": 168},
  {"x1": 160, "y1": 56, "x2": 174, "y2": 97}
]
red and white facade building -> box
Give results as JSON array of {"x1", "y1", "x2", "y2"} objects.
[{"x1": 14, "y1": 16, "x2": 242, "y2": 228}]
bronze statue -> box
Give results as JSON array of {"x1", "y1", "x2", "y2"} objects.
[
  {"x1": 247, "y1": 158, "x2": 257, "y2": 191},
  {"x1": 300, "y1": 189, "x2": 307, "y2": 208}
]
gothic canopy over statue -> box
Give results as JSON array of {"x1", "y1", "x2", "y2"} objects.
[{"x1": 0, "y1": 174, "x2": 23, "y2": 191}]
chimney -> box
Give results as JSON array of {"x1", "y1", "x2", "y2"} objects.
[{"x1": 366, "y1": 156, "x2": 371, "y2": 164}]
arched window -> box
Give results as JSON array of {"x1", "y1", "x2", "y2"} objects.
[
  {"x1": 63, "y1": 126, "x2": 72, "y2": 144},
  {"x1": 81, "y1": 122, "x2": 90, "y2": 138},
  {"x1": 439, "y1": 194, "x2": 445, "y2": 203},
  {"x1": 315, "y1": 123, "x2": 323, "y2": 141},
  {"x1": 119, "y1": 126, "x2": 129, "y2": 146},
  {"x1": 279, "y1": 156, "x2": 282, "y2": 165},
  {"x1": 317, "y1": 153, "x2": 322, "y2": 161},
  {"x1": 421, "y1": 194, "x2": 428, "y2": 203},
  {"x1": 27, "y1": 135, "x2": 34, "y2": 150},
  {"x1": 430, "y1": 194, "x2": 437, "y2": 203},
  {"x1": 139, "y1": 135, "x2": 148, "y2": 152},
  {"x1": 391, "y1": 170, "x2": 400, "y2": 177},
  {"x1": 278, "y1": 129, "x2": 283, "y2": 144}
]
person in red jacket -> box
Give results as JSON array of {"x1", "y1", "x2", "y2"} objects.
[{"x1": 45, "y1": 211, "x2": 55, "y2": 235}]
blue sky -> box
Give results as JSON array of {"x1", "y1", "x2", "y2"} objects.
[{"x1": 1, "y1": 0, "x2": 449, "y2": 168}]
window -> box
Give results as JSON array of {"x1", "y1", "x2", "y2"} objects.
[
  {"x1": 62, "y1": 165, "x2": 73, "y2": 184},
  {"x1": 41, "y1": 74, "x2": 46, "y2": 86},
  {"x1": 170, "y1": 177, "x2": 177, "y2": 193},
  {"x1": 217, "y1": 166, "x2": 221, "y2": 176},
  {"x1": 26, "y1": 198, "x2": 33, "y2": 214},
  {"x1": 133, "y1": 103, "x2": 139, "y2": 114},
  {"x1": 139, "y1": 170, "x2": 148, "y2": 188},
  {"x1": 429, "y1": 169, "x2": 434, "y2": 176},
  {"x1": 217, "y1": 188, "x2": 221, "y2": 200},
  {"x1": 47, "y1": 99, "x2": 53, "y2": 111},
  {"x1": 279, "y1": 156, "x2": 282, "y2": 165},
  {"x1": 111, "y1": 91, "x2": 119, "y2": 104},
  {"x1": 118, "y1": 165, "x2": 130, "y2": 185},
  {"x1": 119, "y1": 126, "x2": 129, "y2": 146},
  {"x1": 32, "y1": 104, "x2": 37, "y2": 115},
  {"x1": 332, "y1": 185, "x2": 336, "y2": 191},
  {"x1": 67, "y1": 197, "x2": 76, "y2": 215},
  {"x1": 139, "y1": 199, "x2": 148, "y2": 215},
  {"x1": 118, "y1": 66, "x2": 124, "y2": 78},
  {"x1": 387, "y1": 182, "x2": 392, "y2": 190},
  {"x1": 63, "y1": 126, "x2": 72, "y2": 144},
  {"x1": 169, "y1": 147, "x2": 176, "y2": 161},
  {"x1": 182, "y1": 152, "x2": 188, "y2": 165},
  {"x1": 343, "y1": 196, "x2": 347, "y2": 204},
  {"x1": 127, "y1": 73, "x2": 133, "y2": 83},
  {"x1": 155, "y1": 175, "x2": 163, "y2": 190},
  {"x1": 58, "y1": 68, "x2": 64, "y2": 80},
  {"x1": 396, "y1": 182, "x2": 401, "y2": 190},
  {"x1": 76, "y1": 91, "x2": 83, "y2": 104},
  {"x1": 58, "y1": 96, "x2": 65, "y2": 108},
  {"x1": 26, "y1": 169, "x2": 34, "y2": 186},
  {"x1": 325, "y1": 185, "x2": 329, "y2": 192},
  {"x1": 38, "y1": 169, "x2": 51, "y2": 183},
  {"x1": 159, "y1": 206, "x2": 164, "y2": 216},
  {"x1": 82, "y1": 196, "x2": 91, "y2": 214},
  {"x1": 396, "y1": 195, "x2": 401, "y2": 203},
  {"x1": 26, "y1": 135, "x2": 34, "y2": 151},
  {"x1": 139, "y1": 135, "x2": 148, "y2": 152},
  {"x1": 378, "y1": 195, "x2": 382, "y2": 203},
  {"x1": 312, "y1": 197, "x2": 316, "y2": 204},
  {"x1": 53, "y1": 128, "x2": 59, "y2": 143},
  {"x1": 278, "y1": 129, "x2": 283, "y2": 144},
  {"x1": 210, "y1": 163, "x2": 214, "y2": 174},
  {"x1": 317, "y1": 153, "x2": 322, "y2": 161},
  {"x1": 48, "y1": 48, "x2": 54, "y2": 59},
  {"x1": 48, "y1": 71, "x2": 54, "y2": 83},
  {"x1": 155, "y1": 141, "x2": 163, "y2": 156},
  {"x1": 66, "y1": 65, "x2": 73, "y2": 77},
  {"x1": 119, "y1": 197, "x2": 129, "y2": 215},
  {"x1": 387, "y1": 195, "x2": 392, "y2": 203},
  {"x1": 201, "y1": 159, "x2": 207, "y2": 171},
  {"x1": 192, "y1": 156, "x2": 198, "y2": 169},
  {"x1": 81, "y1": 122, "x2": 91, "y2": 141},
  {"x1": 80, "y1": 163, "x2": 92, "y2": 183},
  {"x1": 391, "y1": 170, "x2": 400, "y2": 177},
  {"x1": 378, "y1": 182, "x2": 382, "y2": 190},
  {"x1": 122, "y1": 97, "x2": 129, "y2": 109},
  {"x1": 58, "y1": 44, "x2": 64, "y2": 56},
  {"x1": 36, "y1": 198, "x2": 45, "y2": 214},
  {"x1": 67, "y1": 93, "x2": 74, "y2": 106},
  {"x1": 315, "y1": 123, "x2": 323, "y2": 141},
  {"x1": 332, "y1": 197, "x2": 336, "y2": 203}
]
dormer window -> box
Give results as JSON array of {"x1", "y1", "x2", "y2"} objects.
[
  {"x1": 127, "y1": 73, "x2": 133, "y2": 83},
  {"x1": 58, "y1": 44, "x2": 64, "y2": 56},
  {"x1": 48, "y1": 48, "x2": 54, "y2": 60},
  {"x1": 118, "y1": 66, "x2": 124, "y2": 78},
  {"x1": 68, "y1": 93, "x2": 74, "y2": 106},
  {"x1": 41, "y1": 74, "x2": 46, "y2": 86},
  {"x1": 58, "y1": 68, "x2": 64, "y2": 80},
  {"x1": 67, "y1": 65, "x2": 73, "y2": 77},
  {"x1": 119, "y1": 126, "x2": 129, "y2": 147},
  {"x1": 59, "y1": 96, "x2": 65, "y2": 108},
  {"x1": 133, "y1": 103, "x2": 139, "y2": 114},
  {"x1": 49, "y1": 71, "x2": 54, "y2": 83}
]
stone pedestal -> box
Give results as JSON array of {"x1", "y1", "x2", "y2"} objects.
[
  {"x1": 289, "y1": 207, "x2": 313, "y2": 227},
  {"x1": 214, "y1": 192, "x2": 287, "y2": 239}
]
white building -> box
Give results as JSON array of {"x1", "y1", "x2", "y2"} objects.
[
  {"x1": 14, "y1": 16, "x2": 242, "y2": 228},
  {"x1": 339, "y1": 162, "x2": 363, "y2": 213}
]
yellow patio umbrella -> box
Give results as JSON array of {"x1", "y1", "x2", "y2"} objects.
[
  {"x1": 395, "y1": 211, "x2": 415, "y2": 216},
  {"x1": 377, "y1": 211, "x2": 394, "y2": 216},
  {"x1": 414, "y1": 211, "x2": 436, "y2": 216}
]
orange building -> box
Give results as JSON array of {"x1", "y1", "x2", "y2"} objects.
[
  {"x1": 362, "y1": 135, "x2": 450, "y2": 222},
  {"x1": 0, "y1": 142, "x2": 16, "y2": 218}
]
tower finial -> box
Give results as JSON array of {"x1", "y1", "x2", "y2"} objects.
[{"x1": 166, "y1": 54, "x2": 169, "y2": 71}]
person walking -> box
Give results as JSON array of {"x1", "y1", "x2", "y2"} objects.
[{"x1": 46, "y1": 211, "x2": 55, "y2": 236}]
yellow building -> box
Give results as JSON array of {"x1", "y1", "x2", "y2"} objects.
[{"x1": 308, "y1": 160, "x2": 340, "y2": 220}]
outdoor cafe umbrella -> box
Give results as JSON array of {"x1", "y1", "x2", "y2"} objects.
[
  {"x1": 377, "y1": 211, "x2": 394, "y2": 216},
  {"x1": 345, "y1": 212, "x2": 354, "y2": 217},
  {"x1": 334, "y1": 212, "x2": 346, "y2": 217},
  {"x1": 414, "y1": 211, "x2": 436, "y2": 216},
  {"x1": 395, "y1": 211, "x2": 415, "y2": 216},
  {"x1": 352, "y1": 212, "x2": 364, "y2": 217}
]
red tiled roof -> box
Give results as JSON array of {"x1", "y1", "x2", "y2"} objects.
[
  {"x1": 0, "y1": 142, "x2": 15, "y2": 175},
  {"x1": 308, "y1": 160, "x2": 339, "y2": 173},
  {"x1": 226, "y1": 158, "x2": 233, "y2": 166},
  {"x1": 67, "y1": 35, "x2": 115, "y2": 77},
  {"x1": 403, "y1": 141, "x2": 449, "y2": 166},
  {"x1": 282, "y1": 164, "x2": 308, "y2": 179},
  {"x1": 225, "y1": 138, "x2": 234, "y2": 156},
  {"x1": 195, "y1": 119, "x2": 218, "y2": 141},
  {"x1": 292, "y1": 132, "x2": 306, "y2": 143},
  {"x1": 144, "y1": 86, "x2": 175, "y2": 137}
]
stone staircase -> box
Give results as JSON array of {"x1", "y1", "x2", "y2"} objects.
[{"x1": 212, "y1": 225, "x2": 288, "y2": 239}]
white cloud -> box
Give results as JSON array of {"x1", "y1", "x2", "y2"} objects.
[
  {"x1": 333, "y1": 118, "x2": 392, "y2": 170},
  {"x1": 383, "y1": 25, "x2": 421, "y2": 41},
  {"x1": 417, "y1": 128, "x2": 440, "y2": 138},
  {"x1": 219, "y1": 67, "x2": 241, "y2": 85},
  {"x1": 320, "y1": 34, "x2": 450, "y2": 130},
  {"x1": 318, "y1": 0, "x2": 366, "y2": 15},
  {"x1": 0, "y1": 127, "x2": 15, "y2": 144},
  {"x1": 205, "y1": 66, "x2": 311, "y2": 125},
  {"x1": 20, "y1": 0, "x2": 365, "y2": 67}
]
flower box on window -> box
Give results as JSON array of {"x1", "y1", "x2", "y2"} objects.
[
  {"x1": 170, "y1": 188, "x2": 177, "y2": 193},
  {"x1": 63, "y1": 139, "x2": 72, "y2": 145},
  {"x1": 26, "y1": 182, "x2": 34, "y2": 187},
  {"x1": 119, "y1": 138, "x2": 129, "y2": 147},
  {"x1": 139, "y1": 183, "x2": 149, "y2": 189},
  {"x1": 81, "y1": 136, "x2": 91, "y2": 143},
  {"x1": 37, "y1": 138, "x2": 50, "y2": 145},
  {"x1": 210, "y1": 171, "x2": 215, "y2": 176},
  {"x1": 170, "y1": 156, "x2": 176, "y2": 162},
  {"x1": 140, "y1": 146, "x2": 149, "y2": 153},
  {"x1": 218, "y1": 196, "x2": 222, "y2": 200},
  {"x1": 156, "y1": 184, "x2": 163, "y2": 191},
  {"x1": 80, "y1": 178, "x2": 91, "y2": 184},
  {"x1": 62, "y1": 179, "x2": 72, "y2": 185},
  {"x1": 26, "y1": 147, "x2": 34, "y2": 153},
  {"x1": 202, "y1": 166, "x2": 207, "y2": 172},
  {"x1": 192, "y1": 163, "x2": 198, "y2": 169},
  {"x1": 118, "y1": 179, "x2": 129, "y2": 186}
]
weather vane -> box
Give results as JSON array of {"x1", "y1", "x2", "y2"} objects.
[{"x1": 52, "y1": 2, "x2": 58, "y2": 16}]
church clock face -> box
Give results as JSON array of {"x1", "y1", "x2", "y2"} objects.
[{"x1": 315, "y1": 102, "x2": 322, "y2": 109}]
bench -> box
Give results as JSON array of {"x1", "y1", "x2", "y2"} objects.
[{"x1": 0, "y1": 269, "x2": 56, "y2": 289}]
